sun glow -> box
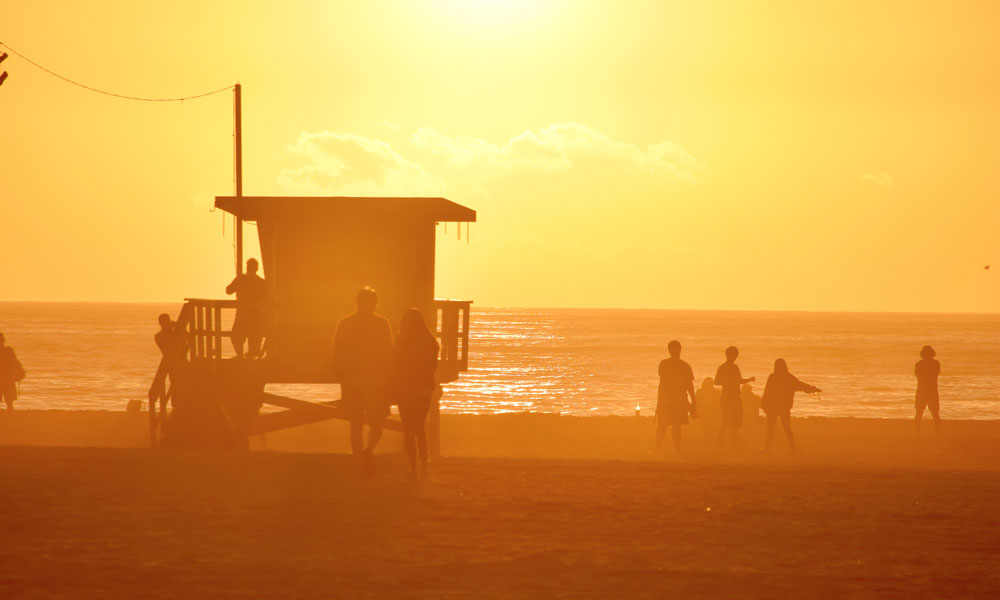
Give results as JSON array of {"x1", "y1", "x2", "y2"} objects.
[{"x1": 437, "y1": 0, "x2": 554, "y2": 28}]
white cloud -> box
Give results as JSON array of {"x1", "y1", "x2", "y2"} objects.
[
  {"x1": 861, "y1": 171, "x2": 894, "y2": 188},
  {"x1": 277, "y1": 131, "x2": 445, "y2": 196},
  {"x1": 275, "y1": 123, "x2": 701, "y2": 200},
  {"x1": 411, "y1": 122, "x2": 703, "y2": 183}
]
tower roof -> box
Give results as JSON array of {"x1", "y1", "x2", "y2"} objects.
[{"x1": 214, "y1": 196, "x2": 476, "y2": 222}]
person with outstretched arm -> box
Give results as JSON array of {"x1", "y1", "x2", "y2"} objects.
[{"x1": 759, "y1": 358, "x2": 820, "y2": 453}]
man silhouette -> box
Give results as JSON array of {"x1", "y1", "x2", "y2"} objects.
[
  {"x1": 331, "y1": 287, "x2": 393, "y2": 475},
  {"x1": 225, "y1": 258, "x2": 267, "y2": 358},
  {"x1": 655, "y1": 340, "x2": 697, "y2": 455},
  {"x1": 715, "y1": 346, "x2": 754, "y2": 452},
  {"x1": 914, "y1": 345, "x2": 941, "y2": 436}
]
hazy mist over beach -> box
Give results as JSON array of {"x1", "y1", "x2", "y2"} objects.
[{"x1": 0, "y1": 1, "x2": 998, "y2": 598}]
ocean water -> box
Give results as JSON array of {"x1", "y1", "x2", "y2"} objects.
[{"x1": 0, "y1": 303, "x2": 997, "y2": 419}]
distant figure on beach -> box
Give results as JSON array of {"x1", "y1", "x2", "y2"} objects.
[
  {"x1": 154, "y1": 313, "x2": 173, "y2": 354},
  {"x1": 759, "y1": 358, "x2": 820, "y2": 453},
  {"x1": 741, "y1": 383, "x2": 761, "y2": 427},
  {"x1": 331, "y1": 287, "x2": 393, "y2": 475},
  {"x1": 389, "y1": 308, "x2": 439, "y2": 477},
  {"x1": 0, "y1": 333, "x2": 25, "y2": 413},
  {"x1": 695, "y1": 377, "x2": 721, "y2": 440},
  {"x1": 914, "y1": 345, "x2": 941, "y2": 436},
  {"x1": 225, "y1": 258, "x2": 267, "y2": 359},
  {"x1": 715, "y1": 346, "x2": 754, "y2": 452},
  {"x1": 655, "y1": 340, "x2": 697, "y2": 455}
]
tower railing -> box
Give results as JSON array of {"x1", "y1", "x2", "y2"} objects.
[
  {"x1": 148, "y1": 297, "x2": 472, "y2": 446},
  {"x1": 435, "y1": 299, "x2": 472, "y2": 376}
]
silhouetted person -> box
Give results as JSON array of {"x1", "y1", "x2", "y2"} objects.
[
  {"x1": 389, "y1": 308, "x2": 439, "y2": 478},
  {"x1": 331, "y1": 287, "x2": 393, "y2": 475},
  {"x1": 915, "y1": 345, "x2": 941, "y2": 436},
  {"x1": 154, "y1": 313, "x2": 173, "y2": 354},
  {"x1": 655, "y1": 340, "x2": 697, "y2": 455},
  {"x1": 695, "y1": 377, "x2": 721, "y2": 441},
  {"x1": 759, "y1": 358, "x2": 820, "y2": 453},
  {"x1": 715, "y1": 346, "x2": 754, "y2": 452},
  {"x1": 741, "y1": 383, "x2": 761, "y2": 428},
  {"x1": 0, "y1": 333, "x2": 25, "y2": 414},
  {"x1": 225, "y1": 258, "x2": 267, "y2": 359}
]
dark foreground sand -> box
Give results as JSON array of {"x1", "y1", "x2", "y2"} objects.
[{"x1": 0, "y1": 412, "x2": 999, "y2": 598}]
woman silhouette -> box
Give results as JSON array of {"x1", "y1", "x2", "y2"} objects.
[
  {"x1": 389, "y1": 309, "x2": 440, "y2": 477},
  {"x1": 759, "y1": 358, "x2": 820, "y2": 453}
]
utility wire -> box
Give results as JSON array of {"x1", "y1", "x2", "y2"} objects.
[{"x1": 0, "y1": 40, "x2": 235, "y2": 101}]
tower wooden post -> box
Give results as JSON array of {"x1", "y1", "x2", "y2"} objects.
[{"x1": 234, "y1": 83, "x2": 244, "y2": 274}]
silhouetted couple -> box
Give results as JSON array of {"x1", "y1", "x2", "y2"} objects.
[
  {"x1": 718, "y1": 346, "x2": 824, "y2": 454},
  {"x1": 0, "y1": 333, "x2": 25, "y2": 414},
  {"x1": 654, "y1": 342, "x2": 750, "y2": 455},
  {"x1": 331, "y1": 287, "x2": 439, "y2": 477}
]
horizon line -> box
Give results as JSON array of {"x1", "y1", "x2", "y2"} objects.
[{"x1": 0, "y1": 299, "x2": 996, "y2": 317}]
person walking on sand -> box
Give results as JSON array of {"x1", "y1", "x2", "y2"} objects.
[
  {"x1": 388, "y1": 308, "x2": 439, "y2": 478},
  {"x1": 0, "y1": 333, "x2": 25, "y2": 414},
  {"x1": 759, "y1": 358, "x2": 820, "y2": 454},
  {"x1": 914, "y1": 345, "x2": 941, "y2": 436},
  {"x1": 331, "y1": 287, "x2": 393, "y2": 476},
  {"x1": 225, "y1": 258, "x2": 268, "y2": 359},
  {"x1": 655, "y1": 340, "x2": 697, "y2": 455},
  {"x1": 715, "y1": 346, "x2": 754, "y2": 452}
]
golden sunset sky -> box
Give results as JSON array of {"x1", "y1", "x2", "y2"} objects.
[{"x1": 1, "y1": 0, "x2": 997, "y2": 311}]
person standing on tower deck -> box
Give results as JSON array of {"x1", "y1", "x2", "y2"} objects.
[
  {"x1": 715, "y1": 346, "x2": 754, "y2": 452},
  {"x1": 154, "y1": 313, "x2": 174, "y2": 354},
  {"x1": 655, "y1": 340, "x2": 697, "y2": 456},
  {"x1": 225, "y1": 258, "x2": 268, "y2": 359},
  {"x1": 914, "y1": 345, "x2": 941, "y2": 436},
  {"x1": 0, "y1": 333, "x2": 25, "y2": 414},
  {"x1": 331, "y1": 287, "x2": 394, "y2": 476}
]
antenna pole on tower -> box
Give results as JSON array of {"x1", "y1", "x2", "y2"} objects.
[{"x1": 234, "y1": 83, "x2": 243, "y2": 274}]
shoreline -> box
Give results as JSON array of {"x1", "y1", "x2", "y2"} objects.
[{"x1": 1, "y1": 410, "x2": 996, "y2": 470}]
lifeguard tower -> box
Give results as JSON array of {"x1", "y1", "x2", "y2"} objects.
[{"x1": 148, "y1": 195, "x2": 475, "y2": 451}]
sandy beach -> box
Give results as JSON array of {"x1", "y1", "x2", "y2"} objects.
[{"x1": 1, "y1": 412, "x2": 998, "y2": 598}]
